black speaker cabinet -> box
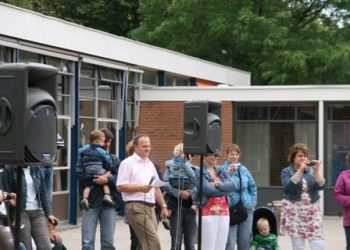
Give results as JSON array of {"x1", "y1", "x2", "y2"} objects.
[
  {"x1": 183, "y1": 100, "x2": 222, "y2": 155},
  {"x1": 0, "y1": 63, "x2": 58, "y2": 165}
]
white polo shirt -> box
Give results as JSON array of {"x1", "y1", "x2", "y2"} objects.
[{"x1": 117, "y1": 153, "x2": 159, "y2": 203}]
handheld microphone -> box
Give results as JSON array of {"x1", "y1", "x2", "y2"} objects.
[{"x1": 149, "y1": 175, "x2": 155, "y2": 185}]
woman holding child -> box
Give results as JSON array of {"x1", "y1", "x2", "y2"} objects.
[{"x1": 163, "y1": 143, "x2": 197, "y2": 250}]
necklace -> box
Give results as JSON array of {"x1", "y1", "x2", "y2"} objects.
[{"x1": 208, "y1": 167, "x2": 217, "y2": 178}]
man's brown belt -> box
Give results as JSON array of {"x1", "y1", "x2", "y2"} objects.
[{"x1": 125, "y1": 200, "x2": 155, "y2": 207}]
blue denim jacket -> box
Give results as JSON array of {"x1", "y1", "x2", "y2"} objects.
[
  {"x1": 222, "y1": 161, "x2": 257, "y2": 212},
  {"x1": 2, "y1": 166, "x2": 52, "y2": 217},
  {"x1": 164, "y1": 157, "x2": 195, "y2": 180},
  {"x1": 194, "y1": 165, "x2": 238, "y2": 207},
  {"x1": 281, "y1": 164, "x2": 325, "y2": 203}
]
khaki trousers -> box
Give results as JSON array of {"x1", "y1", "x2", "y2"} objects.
[{"x1": 125, "y1": 202, "x2": 161, "y2": 250}]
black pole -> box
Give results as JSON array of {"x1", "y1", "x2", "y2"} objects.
[
  {"x1": 14, "y1": 167, "x2": 23, "y2": 250},
  {"x1": 197, "y1": 155, "x2": 204, "y2": 250}
]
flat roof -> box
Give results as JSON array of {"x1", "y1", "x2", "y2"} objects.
[{"x1": 140, "y1": 85, "x2": 350, "y2": 102}]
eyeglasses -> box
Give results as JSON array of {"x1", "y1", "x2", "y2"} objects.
[{"x1": 204, "y1": 154, "x2": 220, "y2": 158}]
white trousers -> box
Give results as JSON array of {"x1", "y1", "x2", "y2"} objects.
[
  {"x1": 199, "y1": 215, "x2": 230, "y2": 250},
  {"x1": 291, "y1": 236, "x2": 325, "y2": 250}
]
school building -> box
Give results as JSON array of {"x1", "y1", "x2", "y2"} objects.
[{"x1": 0, "y1": 2, "x2": 349, "y2": 224}]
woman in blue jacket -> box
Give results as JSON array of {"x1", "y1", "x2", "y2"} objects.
[
  {"x1": 223, "y1": 144, "x2": 257, "y2": 250},
  {"x1": 280, "y1": 143, "x2": 325, "y2": 250},
  {"x1": 194, "y1": 153, "x2": 237, "y2": 250}
]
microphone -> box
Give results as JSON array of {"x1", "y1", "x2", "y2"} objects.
[{"x1": 149, "y1": 175, "x2": 155, "y2": 185}]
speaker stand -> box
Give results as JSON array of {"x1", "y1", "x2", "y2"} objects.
[
  {"x1": 197, "y1": 155, "x2": 204, "y2": 250},
  {"x1": 14, "y1": 166, "x2": 23, "y2": 250}
]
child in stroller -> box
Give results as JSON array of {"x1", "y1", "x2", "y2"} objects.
[{"x1": 250, "y1": 207, "x2": 280, "y2": 250}]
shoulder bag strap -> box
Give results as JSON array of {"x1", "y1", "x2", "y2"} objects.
[{"x1": 237, "y1": 168, "x2": 243, "y2": 201}]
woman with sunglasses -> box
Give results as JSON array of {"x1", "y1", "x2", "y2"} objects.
[{"x1": 195, "y1": 153, "x2": 238, "y2": 250}]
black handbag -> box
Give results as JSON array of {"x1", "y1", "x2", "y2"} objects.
[{"x1": 229, "y1": 168, "x2": 248, "y2": 225}]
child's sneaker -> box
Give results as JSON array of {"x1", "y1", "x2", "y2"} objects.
[
  {"x1": 103, "y1": 194, "x2": 114, "y2": 207},
  {"x1": 162, "y1": 219, "x2": 171, "y2": 230},
  {"x1": 80, "y1": 198, "x2": 89, "y2": 211}
]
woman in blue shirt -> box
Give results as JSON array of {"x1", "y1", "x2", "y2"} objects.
[{"x1": 224, "y1": 144, "x2": 257, "y2": 250}]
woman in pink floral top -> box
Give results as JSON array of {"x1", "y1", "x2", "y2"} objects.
[
  {"x1": 280, "y1": 143, "x2": 325, "y2": 250},
  {"x1": 194, "y1": 154, "x2": 237, "y2": 250}
]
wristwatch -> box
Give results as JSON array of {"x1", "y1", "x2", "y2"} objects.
[{"x1": 162, "y1": 204, "x2": 167, "y2": 209}]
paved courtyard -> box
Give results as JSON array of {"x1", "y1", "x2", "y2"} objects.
[{"x1": 58, "y1": 215, "x2": 345, "y2": 249}]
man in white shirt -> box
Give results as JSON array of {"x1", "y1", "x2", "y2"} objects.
[{"x1": 117, "y1": 134, "x2": 169, "y2": 250}]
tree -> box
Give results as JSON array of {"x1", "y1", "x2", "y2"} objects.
[
  {"x1": 36, "y1": 0, "x2": 140, "y2": 36},
  {"x1": 130, "y1": 0, "x2": 350, "y2": 85},
  {"x1": 1, "y1": 0, "x2": 32, "y2": 9},
  {"x1": 1, "y1": 0, "x2": 140, "y2": 36}
]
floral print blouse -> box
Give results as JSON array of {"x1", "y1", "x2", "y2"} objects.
[
  {"x1": 280, "y1": 179, "x2": 324, "y2": 239},
  {"x1": 202, "y1": 176, "x2": 229, "y2": 216}
]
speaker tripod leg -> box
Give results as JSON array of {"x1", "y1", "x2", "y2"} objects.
[{"x1": 14, "y1": 166, "x2": 23, "y2": 250}]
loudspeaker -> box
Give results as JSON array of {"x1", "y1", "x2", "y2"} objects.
[
  {"x1": 0, "y1": 63, "x2": 58, "y2": 165},
  {"x1": 183, "y1": 100, "x2": 222, "y2": 155}
]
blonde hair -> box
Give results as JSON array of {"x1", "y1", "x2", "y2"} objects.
[
  {"x1": 256, "y1": 218, "x2": 270, "y2": 231},
  {"x1": 90, "y1": 129, "x2": 105, "y2": 144},
  {"x1": 126, "y1": 140, "x2": 134, "y2": 156},
  {"x1": 226, "y1": 144, "x2": 241, "y2": 155},
  {"x1": 173, "y1": 143, "x2": 184, "y2": 157}
]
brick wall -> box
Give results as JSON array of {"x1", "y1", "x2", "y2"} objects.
[{"x1": 136, "y1": 101, "x2": 233, "y2": 173}]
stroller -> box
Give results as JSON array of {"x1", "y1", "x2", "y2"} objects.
[{"x1": 252, "y1": 206, "x2": 278, "y2": 237}]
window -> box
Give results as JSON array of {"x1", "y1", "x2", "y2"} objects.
[
  {"x1": 235, "y1": 102, "x2": 317, "y2": 186},
  {"x1": 126, "y1": 71, "x2": 141, "y2": 132},
  {"x1": 57, "y1": 74, "x2": 72, "y2": 116},
  {"x1": 0, "y1": 46, "x2": 12, "y2": 62},
  {"x1": 18, "y1": 50, "x2": 41, "y2": 62},
  {"x1": 325, "y1": 103, "x2": 350, "y2": 186},
  {"x1": 327, "y1": 104, "x2": 350, "y2": 121},
  {"x1": 79, "y1": 118, "x2": 95, "y2": 147},
  {"x1": 142, "y1": 70, "x2": 158, "y2": 86},
  {"x1": 80, "y1": 64, "x2": 96, "y2": 121},
  {"x1": 236, "y1": 106, "x2": 268, "y2": 120},
  {"x1": 53, "y1": 118, "x2": 70, "y2": 193},
  {"x1": 165, "y1": 74, "x2": 191, "y2": 86},
  {"x1": 79, "y1": 63, "x2": 124, "y2": 151},
  {"x1": 46, "y1": 56, "x2": 74, "y2": 116},
  {"x1": 98, "y1": 67, "x2": 122, "y2": 119},
  {"x1": 46, "y1": 56, "x2": 72, "y2": 73},
  {"x1": 79, "y1": 66, "x2": 96, "y2": 146},
  {"x1": 98, "y1": 121, "x2": 118, "y2": 155}
]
